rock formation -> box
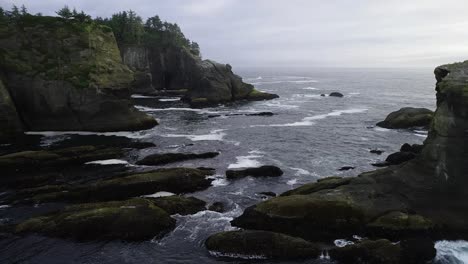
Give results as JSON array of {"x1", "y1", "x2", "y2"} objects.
[
  {"x1": 206, "y1": 60, "x2": 468, "y2": 262},
  {"x1": 377, "y1": 107, "x2": 433, "y2": 129},
  {"x1": 121, "y1": 45, "x2": 278, "y2": 106},
  {"x1": 0, "y1": 16, "x2": 156, "y2": 137}
]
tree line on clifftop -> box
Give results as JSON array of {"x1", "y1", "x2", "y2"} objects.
[{"x1": 0, "y1": 5, "x2": 201, "y2": 57}]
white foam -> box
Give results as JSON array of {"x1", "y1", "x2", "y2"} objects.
[
  {"x1": 349, "y1": 92, "x2": 361, "y2": 95},
  {"x1": 85, "y1": 159, "x2": 131, "y2": 166},
  {"x1": 374, "y1": 127, "x2": 391, "y2": 132},
  {"x1": 335, "y1": 239, "x2": 355, "y2": 248},
  {"x1": 0, "y1": 205, "x2": 11, "y2": 209},
  {"x1": 25, "y1": 130, "x2": 152, "y2": 139},
  {"x1": 142, "y1": 191, "x2": 175, "y2": 198},
  {"x1": 208, "y1": 174, "x2": 230, "y2": 187},
  {"x1": 255, "y1": 108, "x2": 368, "y2": 127},
  {"x1": 228, "y1": 153, "x2": 263, "y2": 169},
  {"x1": 208, "y1": 251, "x2": 267, "y2": 260},
  {"x1": 287, "y1": 179, "x2": 298, "y2": 185},
  {"x1": 163, "y1": 129, "x2": 226, "y2": 141},
  {"x1": 158, "y1": 98, "x2": 181, "y2": 102},
  {"x1": 435, "y1": 240, "x2": 468, "y2": 263},
  {"x1": 135, "y1": 105, "x2": 220, "y2": 114},
  {"x1": 302, "y1": 87, "x2": 318, "y2": 90},
  {"x1": 131, "y1": 94, "x2": 158, "y2": 99},
  {"x1": 291, "y1": 167, "x2": 311, "y2": 176}
]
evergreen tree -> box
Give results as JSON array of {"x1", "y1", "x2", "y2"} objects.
[{"x1": 56, "y1": 5, "x2": 73, "y2": 19}]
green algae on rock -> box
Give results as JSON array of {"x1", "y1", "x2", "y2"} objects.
[
  {"x1": 0, "y1": 15, "x2": 156, "y2": 132},
  {"x1": 148, "y1": 195, "x2": 207, "y2": 215},
  {"x1": 15, "y1": 198, "x2": 175, "y2": 241},
  {"x1": 377, "y1": 107, "x2": 433, "y2": 129},
  {"x1": 205, "y1": 230, "x2": 320, "y2": 260}
]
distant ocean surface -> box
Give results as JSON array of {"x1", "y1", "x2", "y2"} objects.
[{"x1": 1, "y1": 67, "x2": 467, "y2": 263}]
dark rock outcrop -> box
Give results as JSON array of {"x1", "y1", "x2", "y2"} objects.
[
  {"x1": 120, "y1": 45, "x2": 278, "y2": 106},
  {"x1": 0, "y1": 78, "x2": 23, "y2": 142},
  {"x1": 15, "y1": 198, "x2": 175, "y2": 241},
  {"x1": 329, "y1": 92, "x2": 344, "y2": 97},
  {"x1": 208, "y1": 202, "x2": 225, "y2": 213},
  {"x1": 136, "y1": 152, "x2": 219, "y2": 166},
  {"x1": 0, "y1": 16, "x2": 156, "y2": 133},
  {"x1": 377, "y1": 107, "x2": 433, "y2": 129},
  {"x1": 226, "y1": 166, "x2": 284, "y2": 180},
  {"x1": 205, "y1": 230, "x2": 320, "y2": 260},
  {"x1": 148, "y1": 195, "x2": 206, "y2": 215}
]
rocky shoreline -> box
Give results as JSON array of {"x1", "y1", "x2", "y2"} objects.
[{"x1": 0, "y1": 8, "x2": 466, "y2": 264}]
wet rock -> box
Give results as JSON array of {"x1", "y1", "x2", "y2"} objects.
[
  {"x1": 377, "y1": 107, "x2": 433, "y2": 129},
  {"x1": 149, "y1": 196, "x2": 206, "y2": 215},
  {"x1": 329, "y1": 239, "x2": 401, "y2": 264},
  {"x1": 205, "y1": 230, "x2": 320, "y2": 260},
  {"x1": 400, "y1": 143, "x2": 423, "y2": 154},
  {"x1": 371, "y1": 162, "x2": 390, "y2": 167},
  {"x1": 400, "y1": 238, "x2": 436, "y2": 264},
  {"x1": 28, "y1": 168, "x2": 214, "y2": 204},
  {"x1": 385, "y1": 152, "x2": 416, "y2": 165},
  {"x1": 245, "y1": 89, "x2": 279, "y2": 101},
  {"x1": 226, "y1": 166, "x2": 284, "y2": 180},
  {"x1": 367, "y1": 211, "x2": 434, "y2": 238},
  {"x1": 259, "y1": 192, "x2": 277, "y2": 197},
  {"x1": 329, "y1": 92, "x2": 344, "y2": 98},
  {"x1": 246, "y1": 112, "x2": 274, "y2": 117},
  {"x1": 208, "y1": 202, "x2": 225, "y2": 213},
  {"x1": 339, "y1": 166, "x2": 355, "y2": 171},
  {"x1": 15, "y1": 198, "x2": 175, "y2": 241},
  {"x1": 136, "y1": 152, "x2": 219, "y2": 166},
  {"x1": 370, "y1": 149, "x2": 384, "y2": 155},
  {"x1": 281, "y1": 177, "x2": 351, "y2": 196},
  {"x1": 0, "y1": 146, "x2": 123, "y2": 170},
  {"x1": 320, "y1": 94, "x2": 326, "y2": 97}
]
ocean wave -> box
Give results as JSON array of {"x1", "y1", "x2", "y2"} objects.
[
  {"x1": 250, "y1": 80, "x2": 318, "y2": 85},
  {"x1": 85, "y1": 159, "x2": 131, "y2": 166},
  {"x1": 228, "y1": 151, "x2": 264, "y2": 169},
  {"x1": 162, "y1": 129, "x2": 226, "y2": 141},
  {"x1": 253, "y1": 108, "x2": 368, "y2": 127},
  {"x1": 159, "y1": 98, "x2": 181, "y2": 102},
  {"x1": 435, "y1": 240, "x2": 468, "y2": 264},
  {"x1": 135, "y1": 105, "x2": 221, "y2": 114},
  {"x1": 287, "y1": 178, "x2": 298, "y2": 185},
  {"x1": 291, "y1": 167, "x2": 311, "y2": 176},
  {"x1": 141, "y1": 191, "x2": 175, "y2": 198},
  {"x1": 302, "y1": 87, "x2": 318, "y2": 90}
]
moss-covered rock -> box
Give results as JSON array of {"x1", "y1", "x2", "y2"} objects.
[
  {"x1": 15, "y1": 198, "x2": 175, "y2": 241},
  {"x1": 367, "y1": 211, "x2": 434, "y2": 238},
  {"x1": 205, "y1": 230, "x2": 320, "y2": 260},
  {"x1": 136, "y1": 152, "x2": 219, "y2": 166},
  {"x1": 148, "y1": 195, "x2": 206, "y2": 215},
  {"x1": 377, "y1": 107, "x2": 433, "y2": 129},
  {"x1": 329, "y1": 239, "x2": 401, "y2": 264},
  {"x1": 246, "y1": 89, "x2": 280, "y2": 101},
  {"x1": 0, "y1": 145, "x2": 123, "y2": 170},
  {"x1": 29, "y1": 168, "x2": 213, "y2": 203},
  {"x1": 281, "y1": 177, "x2": 351, "y2": 196},
  {"x1": 0, "y1": 16, "x2": 156, "y2": 132}
]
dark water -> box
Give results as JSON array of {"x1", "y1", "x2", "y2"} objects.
[{"x1": 0, "y1": 68, "x2": 465, "y2": 263}]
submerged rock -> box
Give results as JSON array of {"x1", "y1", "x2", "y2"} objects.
[
  {"x1": 370, "y1": 149, "x2": 384, "y2": 155},
  {"x1": 136, "y1": 152, "x2": 219, "y2": 166},
  {"x1": 15, "y1": 198, "x2": 175, "y2": 241},
  {"x1": 205, "y1": 230, "x2": 320, "y2": 260},
  {"x1": 208, "y1": 202, "x2": 225, "y2": 213},
  {"x1": 339, "y1": 166, "x2": 355, "y2": 171},
  {"x1": 226, "y1": 166, "x2": 284, "y2": 180},
  {"x1": 148, "y1": 196, "x2": 206, "y2": 215},
  {"x1": 377, "y1": 107, "x2": 433, "y2": 129}
]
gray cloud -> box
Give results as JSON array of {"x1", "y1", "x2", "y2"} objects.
[{"x1": 2, "y1": 0, "x2": 468, "y2": 68}]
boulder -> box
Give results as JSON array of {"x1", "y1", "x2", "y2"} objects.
[
  {"x1": 400, "y1": 143, "x2": 423, "y2": 154},
  {"x1": 27, "y1": 168, "x2": 213, "y2": 204},
  {"x1": 329, "y1": 239, "x2": 401, "y2": 264},
  {"x1": 329, "y1": 92, "x2": 344, "y2": 97},
  {"x1": 205, "y1": 230, "x2": 320, "y2": 260},
  {"x1": 226, "y1": 166, "x2": 283, "y2": 180},
  {"x1": 370, "y1": 149, "x2": 384, "y2": 155},
  {"x1": 385, "y1": 152, "x2": 416, "y2": 165},
  {"x1": 208, "y1": 202, "x2": 225, "y2": 213},
  {"x1": 148, "y1": 196, "x2": 206, "y2": 215},
  {"x1": 377, "y1": 107, "x2": 433, "y2": 129},
  {"x1": 339, "y1": 166, "x2": 355, "y2": 171},
  {"x1": 0, "y1": 16, "x2": 156, "y2": 132},
  {"x1": 136, "y1": 152, "x2": 219, "y2": 166},
  {"x1": 15, "y1": 198, "x2": 175, "y2": 241}
]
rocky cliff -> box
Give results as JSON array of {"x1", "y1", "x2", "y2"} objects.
[
  {"x1": 0, "y1": 16, "x2": 156, "y2": 135},
  {"x1": 121, "y1": 45, "x2": 278, "y2": 106},
  {"x1": 0, "y1": 78, "x2": 23, "y2": 142}
]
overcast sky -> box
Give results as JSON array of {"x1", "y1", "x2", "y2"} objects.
[{"x1": 2, "y1": 0, "x2": 468, "y2": 68}]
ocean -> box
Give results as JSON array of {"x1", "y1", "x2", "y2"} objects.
[{"x1": 0, "y1": 67, "x2": 466, "y2": 263}]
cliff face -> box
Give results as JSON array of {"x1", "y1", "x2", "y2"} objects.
[
  {"x1": 121, "y1": 45, "x2": 277, "y2": 105},
  {"x1": 0, "y1": 16, "x2": 157, "y2": 132},
  {"x1": 0, "y1": 78, "x2": 23, "y2": 142}
]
